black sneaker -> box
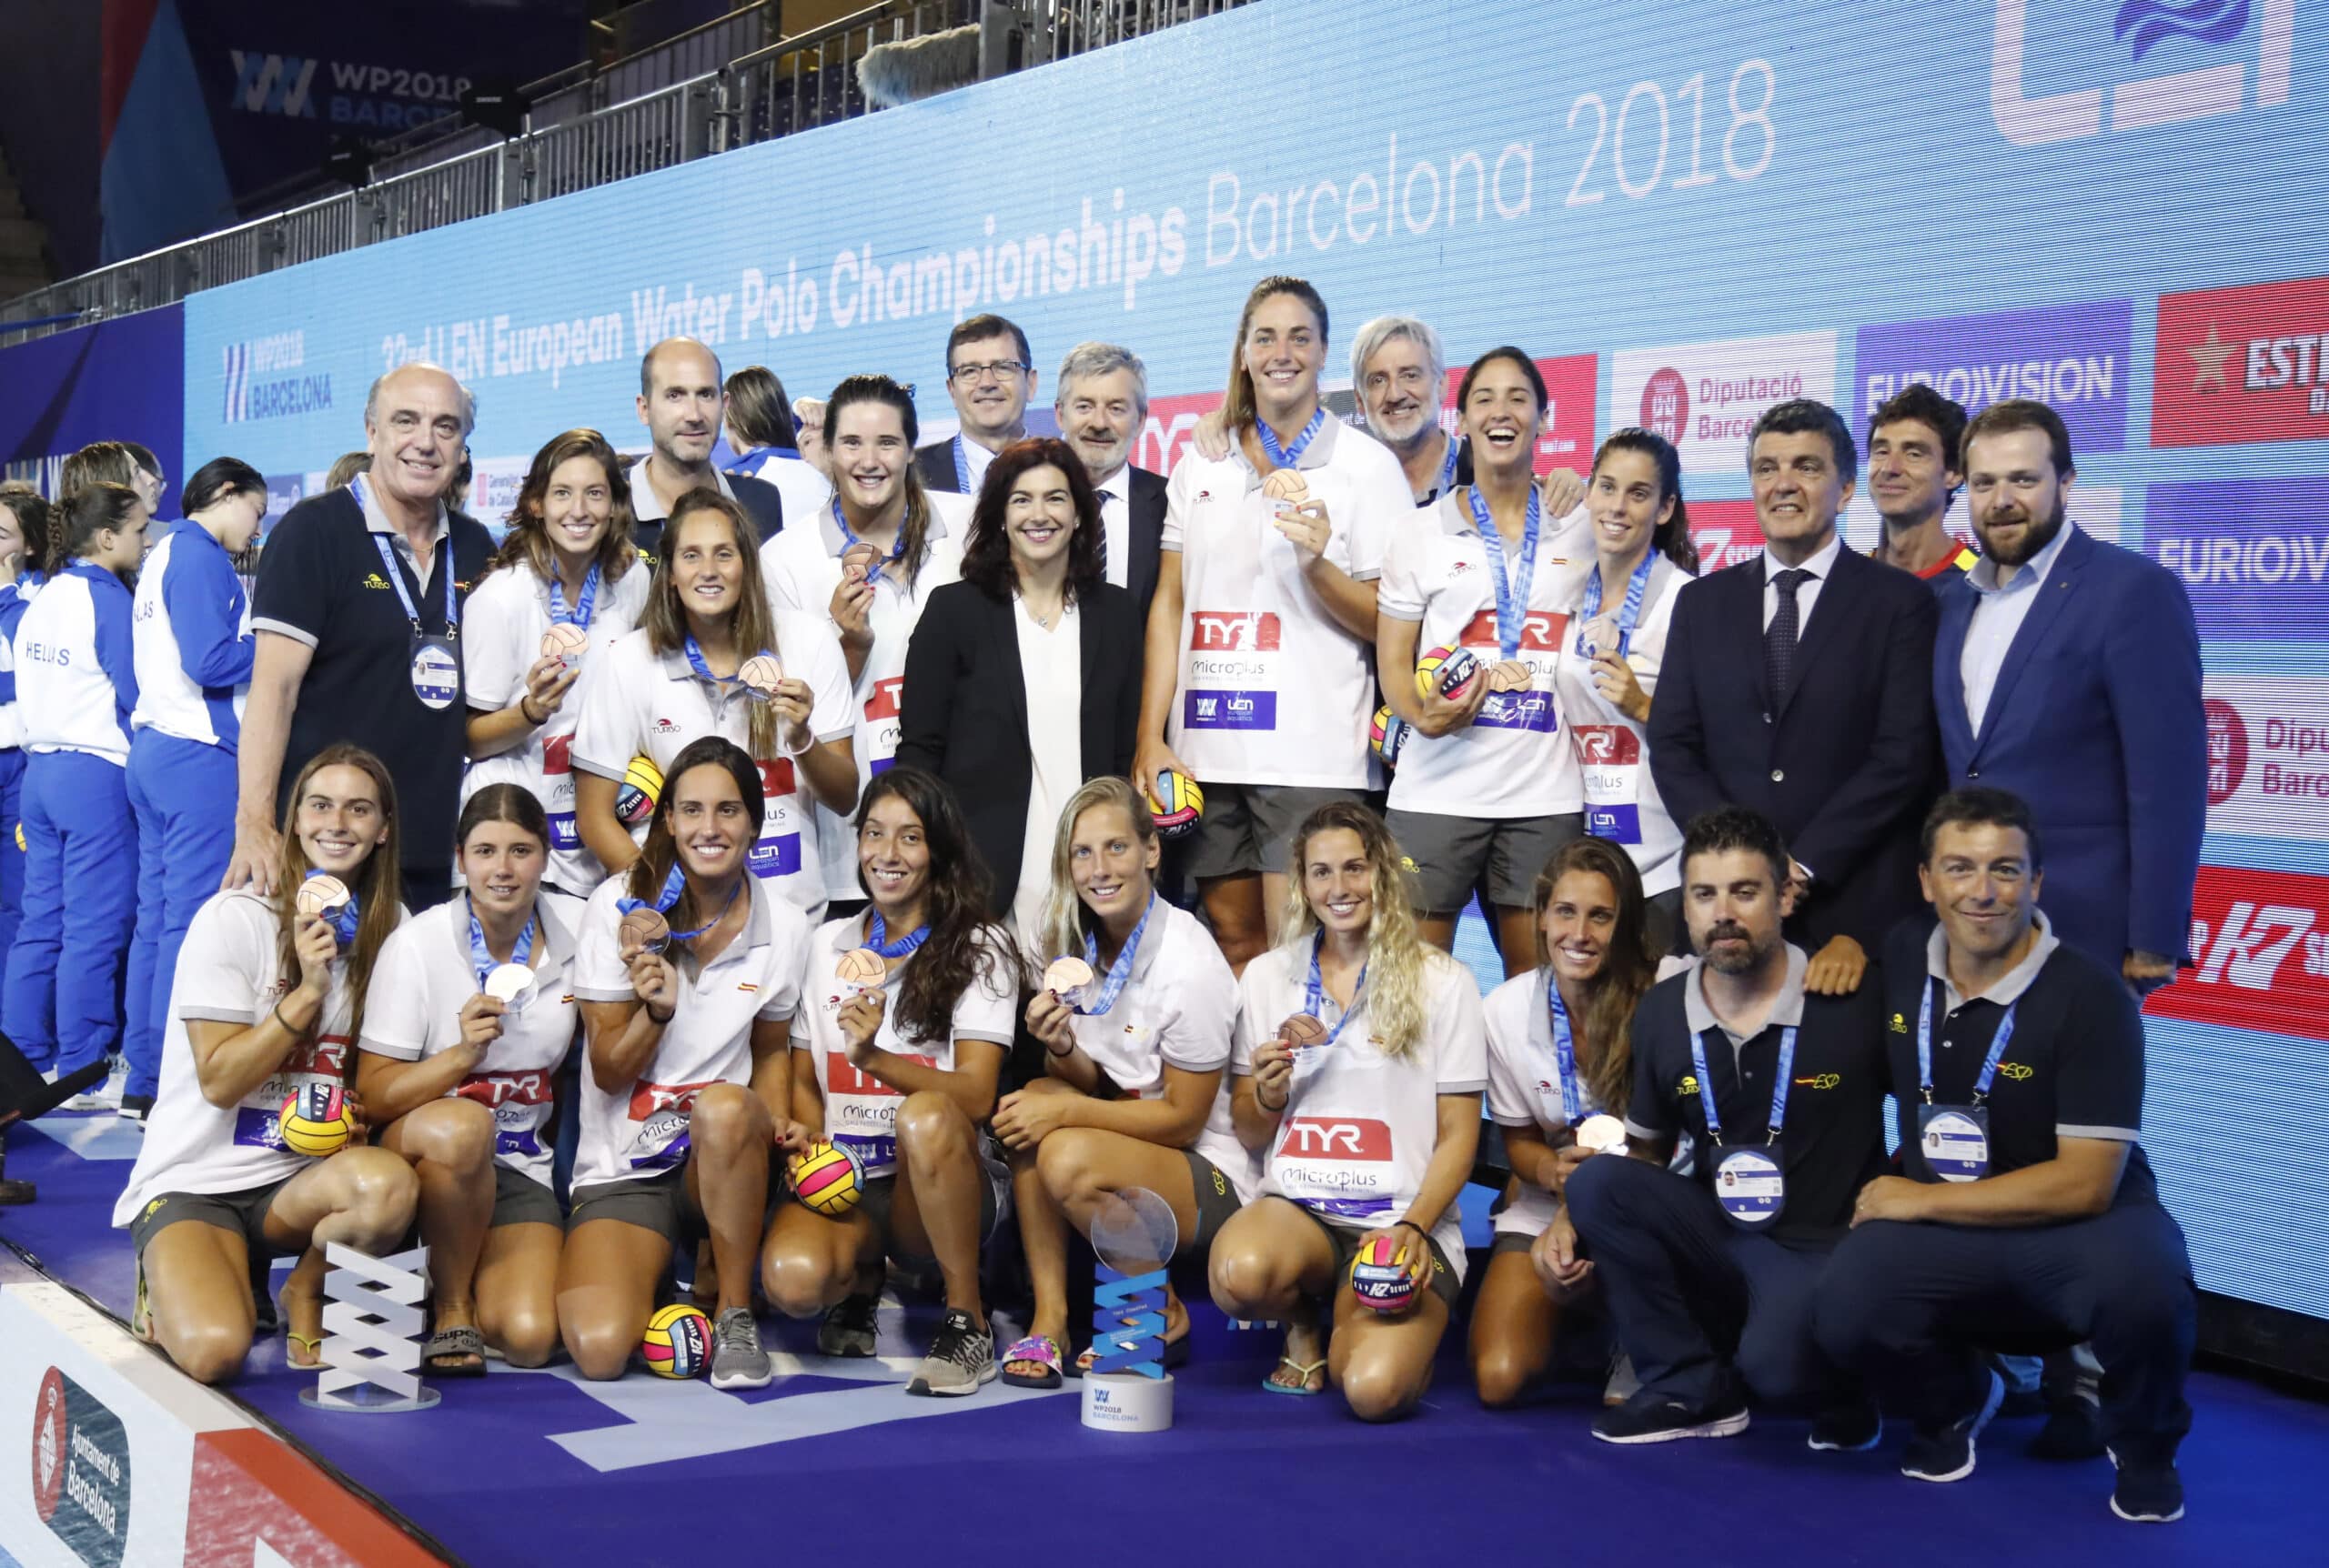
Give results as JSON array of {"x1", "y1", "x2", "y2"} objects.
[
  {"x1": 117, "y1": 1094, "x2": 154, "y2": 1123},
  {"x1": 2030, "y1": 1388, "x2": 2106, "y2": 1461},
  {"x1": 1901, "y1": 1368, "x2": 2004, "y2": 1483},
  {"x1": 1591, "y1": 1385, "x2": 1750, "y2": 1444},
  {"x1": 817, "y1": 1292, "x2": 880, "y2": 1359},
  {"x1": 905, "y1": 1308, "x2": 995, "y2": 1397},
  {"x1": 1807, "y1": 1395, "x2": 1883, "y2": 1452},
  {"x1": 2109, "y1": 1451, "x2": 2185, "y2": 1523}
]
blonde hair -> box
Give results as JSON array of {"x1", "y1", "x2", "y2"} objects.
[
  {"x1": 1277, "y1": 802, "x2": 1435, "y2": 1060},
  {"x1": 1036, "y1": 777, "x2": 1160, "y2": 960}
]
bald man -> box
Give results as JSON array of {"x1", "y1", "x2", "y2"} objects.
[
  {"x1": 632, "y1": 337, "x2": 784, "y2": 558},
  {"x1": 227, "y1": 363, "x2": 495, "y2": 910}
]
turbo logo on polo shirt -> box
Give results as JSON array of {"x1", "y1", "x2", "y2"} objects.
[{"x1": 2153, "y1": 274, "x2": 2329, "y2": 447}]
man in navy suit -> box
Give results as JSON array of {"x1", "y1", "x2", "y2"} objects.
[
  {"x1": 1649, "y1": 399, "x2": 1939, "y2": 989},
  {"x1": 1937, "y1": 398, "x2": 2204, "y2": 993}
]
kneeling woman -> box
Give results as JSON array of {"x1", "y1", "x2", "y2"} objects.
[
  {"x1": 356, "y1": 785, "x2": 586, "y2": 1374},
  {"x1": 112, "y1": 745, "x2": 415, "y2": 1384},
  {"x1": 560, "y1": 737, "x2": 812, "y2": 1391},
  {"x1": 993, "y1": 776, "x2": 1253, "y2": 1387},
  {"x1": 762, "y1": 767, "x2": 1018, "y2": 1398},
  {"x1": 1471, "y1": 836, "x2": 1658, "y2": 1407},
  {"x1": 1207, "y1": 803, "x2": 1486, "y2": 1418}
]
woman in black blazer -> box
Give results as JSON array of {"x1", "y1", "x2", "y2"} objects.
[{"x1": 897, "y1": 437, "x2": 1143, "y2": 939}]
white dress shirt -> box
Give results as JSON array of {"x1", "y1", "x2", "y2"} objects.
[
  {"x1": 1961, "y1": 521, "x2": 2075, "y2": 736},
  {"x1": 1094, "y1": 462, "x2": 1133, "y2": 590},
  {"x1": 1759, "y1": 530, "x2": 1845, "y2": 632}
]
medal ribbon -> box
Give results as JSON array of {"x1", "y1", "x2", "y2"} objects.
[
  {"x1": 1689, "y1": 1023, "x2": 1798, "y2": 1148},
  {"x1": 616, "y1": 863, "x2": 737, "y2": 940},
  {"x1": 1577, "y1": 550, "x2": 1656, "y2": 659},
  {"x1": 867, "y1": 911, "x2": 930, "y2": 959},
  {"x1": 468, "y1": 897, "x2": 538, "y2": 989},
  {"x1": 1256, "y1": 407, "x2": 1326, "y2": 470},
  {"x1": 1078, "y1": 895, "x2": 1155, "y2": 1016},
  {"x1": 1303, "y1": 931, "x2": 1370, "y2": 1050},
  {"x1": 1916, "y1": 980, "x2": 2020, "y2": 1107},
  {"x1": 549, "y1": 563, "x2": 600, "y2": 630},
  {"x1": 300, "y1": 869, "x2": 361, "y2": 946},
  {"x1": 1544, "y1": 976, "x2": 1587, "y2": 1127},
  {"x1": 830, "y1": 495, "x2": 908, "y2": 578},
  {"x1": 1466, "y1": 484, "x2": 1544, "y2": 662}
]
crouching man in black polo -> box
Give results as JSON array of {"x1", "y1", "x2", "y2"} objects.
[
  {"x1": 1813, "y1": 788, "x2": 2196, "y2": 1523},
  {"x1": 1567, "y1": 805, "x2": 1886, "y2": 1447}
]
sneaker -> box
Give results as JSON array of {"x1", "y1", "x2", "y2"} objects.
[
  {"x1": 96, "y1": 1057, "x2": 126, "y2": 1109},
  {"x1": 708, "y1": 1307, "x2": 773, "y2": 1391},
  {"x1": 2030, "y1": 1386, "x2": 2106, "y2": 1461},
  {"x1": 1601, "y1": 1352, "x2": 1640, "y2": 1408},
  {"x1": 1808, "y1": 1395, "x2": 1884, "y2": 1452},
  {"x1": 1592, "y1": 1385, "x2": 1750, "y2": 1444},
  {"x1": 817, "y1": 1292, "x2": 880, "y2": 1359},
  {"x1": 117, "y1": 1095, "x2": 154, "y2": 1123},
  {"x1": 2109, "y1": 1450, "x2": 2185, "y2": 1523},
  {"x1": 1901, "y1": 1368, "x2": 2004, "y2": 1483},
  {"x1": 906, "y1": 1308, "x2": 996, "y2": 1397}
]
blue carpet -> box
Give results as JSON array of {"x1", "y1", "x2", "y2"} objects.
[{"x1": 7, "y1": 1112, "x2": 2327, "y2": 1567}]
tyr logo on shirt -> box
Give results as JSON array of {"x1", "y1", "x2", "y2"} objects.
[
  {"x1": 1276, "y1": 1117, "x2": 1392, "y2": 1160},
  {"x1": 542, "y1": 733, "x2": 572, "y2": 776},
  {"x1": 1573, "y1": 725, "x2": 1640, "y2": 765},
  {"x1": 827, "y1": 1052, "x2": 933, "y2": 1096},
  {"x1": 1191, "y1": 610, "x2": 1282, "y2": 651},
  {"x1": 629, "y1": 1079, "x2": 717, "y2": 1120},
  {"x1": 864, "y1": 676, "x2": 903, "y2": 722},
  {"x1": 456, "y1": 1070, "x2": 553, "y2": 1108},
  {"x1": 757, "y1": 758, "x2": 797, "y2": 799},
  {"x1": 1457, "y1": 608, "x2": 1565, "y2": 651}
]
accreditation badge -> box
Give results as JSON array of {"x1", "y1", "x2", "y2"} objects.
[
  {"x1": 1714, "y1": 1146, "x2": 1785, "y2": 1229},
  {"x1": 1917, "y1": 1102, "x2": 1991, "y2": 1182},
  {"x1": 409, "y1": 637, "x2": 460, "y2": 710}
]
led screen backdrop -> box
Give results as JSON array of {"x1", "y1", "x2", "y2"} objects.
[{"x1": 161, "y1": 0, "x2": 2329, "y2": 1318}]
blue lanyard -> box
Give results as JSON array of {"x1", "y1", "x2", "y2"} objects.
[
  {"x1": 617, "y1": 863, "x2": 737, "y2": 940},
  {"x1": 830, "y1": 496, "x2": 907, "y2": 577},
  {"x1": 1466, "y1": 485, "x2": 1543, "y2": 662},
  {"x1": 301, "y1": 869, "x2": 360, "y2": 946},
  {"x1": 1689, "y1": 1023, "x2": 1798, "y2": 1148},
  {"x1": 468, "y1": 900, "x2": 537, "y2": 987},
  {"x1": 1437, "y1": 435, "x2": 1461, "y2": 498},
  {"x1": 1544, "y1": 976, "x2": 1587, "y2": 1126},
  {"x1": 953, "y1": 434, "x2": 974, "y2": 494},
  {"x1": 1917, "y1": 980, "x2": 2019, "y2": 1106},
  {"x1": 1257, "y1": 407, "x2": 1326, "y2": 470},
  {"x1": 370, "y1": 534, "x2": 458, "y2": 642},
  {"x1": 867, "y1": 911, "x2": 929, "y2": 959},
  {"x1": 1577, "y1": 551, "x2": 1656, "y2": 658},
  {"x1": 548, "y1": 563, "x2": 600, "y2": 630},
  {"x1": 1303, "y1": 932, "x2": 1369, "y2": 1049},
  {"x1": 1079, "y1": 895, "x2": 1154, "y2": 1016}
]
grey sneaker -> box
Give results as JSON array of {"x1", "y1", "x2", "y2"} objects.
[
  {"x1": 818, "y1": 1292, "x2": 880, "y2": 1358},
  {"x1": 906, "y1": 1308, "x2": 995, "y2": 1397},
  {"x1": 708, "y1": 1307, "x2": 773, "y2": 1391}
]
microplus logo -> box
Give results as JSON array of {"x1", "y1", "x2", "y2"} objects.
[
  {"x1": 223, "y1": 332, "x2": 332, "y2": 425},
  {"x1": 1991, "y1": 0, "x2": 2294, "y2": 145}
]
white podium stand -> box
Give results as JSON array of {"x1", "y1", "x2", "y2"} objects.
[{"x1": 297, "y1": 1241, "x2": 440, "y2": 1413}]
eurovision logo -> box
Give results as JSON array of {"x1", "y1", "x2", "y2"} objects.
[
  {"x1": 1855, "y1": 299, "x2": 2132, "y2": 454},
  {"x1": 2147, "y1": 863, "x2": 2329, "y2": 1043},
  {"x1": 2142, "y1": 477, "x2": 2329, "y2": 639},
  {"x1": 2153, "y1": 274, "x2": 2329, "y2": 447},
  {"x1": 1612, "y1": 332, "x2": 1838, "y2": 476},
  {"x1": 1991, "y1": 0, "x2": 2295, "y2": 146}
]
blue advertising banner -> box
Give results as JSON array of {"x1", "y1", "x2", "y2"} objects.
[{"x1": 0, "y1": 307, "x2": 186, "y2": 513}]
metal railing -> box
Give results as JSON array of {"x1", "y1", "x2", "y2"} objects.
[{"x1": 0, "y1": 0, "x2": 1252, "y2": 345}]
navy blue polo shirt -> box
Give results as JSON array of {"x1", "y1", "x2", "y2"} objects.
[
  {"x1": 1880, "y1": 913, "x2": 2157, "y2": 1207},
  {"x1": 252, "y1": 486, "x2": 493, "y2": 879},
  {"x1": 1624, "y1": 944, "x2": 1888, "y2": 1246}
]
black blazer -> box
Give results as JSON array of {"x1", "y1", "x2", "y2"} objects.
[
  {"x1": 633, "y1": 471, "x2": 783, "y2": 561},
  {"x1": 915, "y1": 440, "x2": 966, "y2": 493},
  {"x1": 1122, "y1": 465, "x2": 1166, "y2": 618},
  {"x1": 895, "y1": 578, "x2": 1144, "y2": 918},
  {"x1": 1647, "y1": 544, "x2": 1939, "y2": 950}
]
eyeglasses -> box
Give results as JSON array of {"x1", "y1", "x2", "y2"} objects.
[{"x1": 949, "y1": 360, "x2": 1027, "y2": 384}]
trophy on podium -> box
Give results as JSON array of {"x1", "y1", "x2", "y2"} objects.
[{"x1": 1082, "y1": 1188, "x2": 1179, "y2": 1432}]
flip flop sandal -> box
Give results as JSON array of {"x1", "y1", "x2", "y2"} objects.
[
  {"x1": 286, "y1": 1331, "x2": 326, "y2": 1370},
  {"x1": 1000, "y1": 1334, "x2": 1064, "y2": 1389},
  {"x1": 424, "y1": 1324, "x2": 489, "y2": 1378},
  {"x1": 1262, "y1": 1356, "x2": 1327, "y2": 1396}
]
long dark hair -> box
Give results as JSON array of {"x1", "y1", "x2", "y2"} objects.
[
  {"x1": 625, "y1": 736, "x2": 767, "y2": 937},
  {"x1": 457, "y1": 781, "x2": 551, "y2": 854},
  {"x1": 59, "y1": 483, "x2": 144, "y2": 561},
  {"x1": 1455, "y1": 346, "x2": 1548, "y2": 415},
  {"x1": 1529, "y1": 836, "x2": 1659, "y2": 1113},
  {"x1": 1590, "y1": 427, "x2": 1699, "y2": 572},
  {"x1": 486, "y1": 427, "x2": 640, "y2": 588},
  {"x1": 958, "y1": 437, "x2": 1105, "y2": 602},
  {"x1": 640, "y1": 490, "x2": 782, "y2": 759},
  {"x1": 0, "y1": 483, "x2": 54, "y2": 578},
  {"x1": 823, "y1": 374, "x2": 939, "y2": 587},
  {"x1": 854, "y1": 767, "x2": 1016, "y2": 1043},
  {"x1": 273, "y1": 744, "x2": 403, "y2": 1051},
  {"x1": 181, "y1": 457, "x2": 266, "y2": 516}
]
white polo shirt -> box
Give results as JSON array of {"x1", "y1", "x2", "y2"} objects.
[
  {"x1": 760, "y1": 494, "x2": 968, "y2": 900},
  {"x1": 461, "y1": 560, "x2": 652, "y2": 896},
  {"x1": 116, "y1": 889, "x2": 405, "y2": 1226},
  {"x1": 569, "y1": 615, "x2": 854, "y2": 921},
  {"x1": 1482, "y1": 968, "x2": 1613, "y2": 1238},
  {"x1": 795, "y1": 914, "x2": 1016, "y2": 1180},
  {"x1": 568, "y1": 871, "x2": 808, "y2": 1191},
  {"x1": 1549, "y1": 554, "x2": 1694, "y2": 894},
  {"x1": 1230, "y1": 938, "x2": 1487, "y2": 1275},
  {"x1": 1161, "y1": 412, "x2": 1405, "y2": 789},
  {"x1": 1377, "y1": 490, "x2": 1595, "y2": 818},
  {"x1": 1055, "y1": 899, "x2": 1256, "y2": 1203},
  {"x1": 359, "y1": 891, "x2": 587, "y2": 1191}
]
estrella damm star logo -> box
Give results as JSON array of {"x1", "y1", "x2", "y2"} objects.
[
  {"x1": 1998, "y1": 1062, "x2": 2034, "y2": 1081},
  {"x1": 363, "y1": 571, "x2": 393, "y2": 589},
  {"x1": 1889, "y1": 1011, "x2": 1909, "y2": 1033},
  {"x1": 1793, "y1": 1073, "x2": 1841, "y2": 1090}
]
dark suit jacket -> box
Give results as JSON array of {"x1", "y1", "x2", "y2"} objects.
[
  {"x1": 1648, "y1": 544, "x2": 1940, "y2": 949},
  {"x1": 896, "y1": 578, "x2": 1144, "y2": 917},
  {"x1": 1934, "y1": 527, "x2": 2205, "y2": 968},
  {"x1": 915, "y1": 440, "x2": 965, "y2": 494},
  {"x1": 632, "y1": 471, "x2": 783, "y2": 561},
  {"x1": 1122, "y1": 465, "x2": 1166, "y2": 619}
]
